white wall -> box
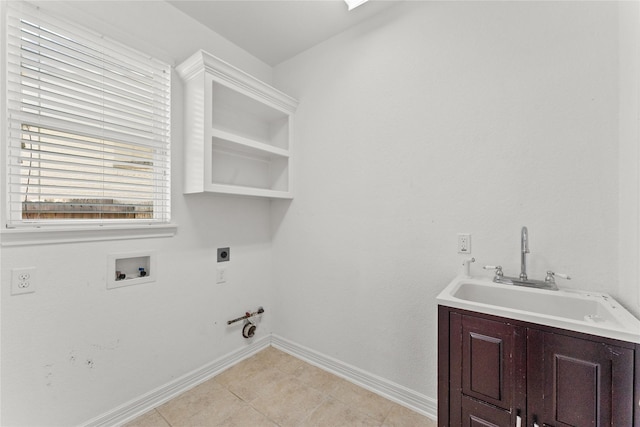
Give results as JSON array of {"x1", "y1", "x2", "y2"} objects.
[
  {"x1": 272, "y1": 0, "x2": 627, "y2": 401},
  {"x1": 618, "y1": 1, "x2": 640, "y2": 317},
  {"x1": 0, "y1": 2, "x2": 276, "y2": 425}
]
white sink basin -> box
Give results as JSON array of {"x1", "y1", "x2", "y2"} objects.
[{"x1": 437, "y1": 275, "x2": 640, "y2": 343}]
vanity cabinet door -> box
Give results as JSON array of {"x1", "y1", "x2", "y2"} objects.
[
  {"x1": 461, "y1": 395, "x2": 513, "y2": 427},
  {"x1": 448, "y1": 313, "x2": 526, "y2": 425},
  {"x1": 461, "y1": 315, "x2": 526, "y2": 412},
  {"x1": 527, "y1": 329, "x2": 635, "y2": 427}
]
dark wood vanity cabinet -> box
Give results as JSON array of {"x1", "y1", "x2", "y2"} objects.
[
  {"x1": 527, "y1": 330, "x2": 635, "y2": 426},
  {"x1": 439, "y1": 305, "x2": 639, "y2": 427}
]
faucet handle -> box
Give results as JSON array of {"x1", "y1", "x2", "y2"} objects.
[
  {"x1": 544, "y1": 271, "x2": 571, "y2": 283},
  {"x1": 483, "y1": 265, "x2": 503, "y2": 278}
]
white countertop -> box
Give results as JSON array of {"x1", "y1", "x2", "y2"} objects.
[{"x1": 437, "y1": 275, "x2": 640, "y2": 344}]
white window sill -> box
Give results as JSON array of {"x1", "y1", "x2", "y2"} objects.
[{"x1": 0, "y1": 223, "x2": 178, "y2": 247}]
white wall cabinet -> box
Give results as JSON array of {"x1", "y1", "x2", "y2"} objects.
[{"x1": 177, "y1": 50, "x2": 298, "y2": 198}]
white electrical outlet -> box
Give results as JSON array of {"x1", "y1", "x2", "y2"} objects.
[
  {"x1": 216, "y1": 267, "x2": 227, "y2": 284},
  {"x1": 458, "y1": 233, "x2": 471, "y2": 254},
  {"x1": 11, "y1": 267, "x2": 37, "y2": 295}
]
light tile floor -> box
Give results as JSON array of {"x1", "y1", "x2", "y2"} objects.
[{"x1": 125, "y1": 347, "x2": 436, "y2": 427}]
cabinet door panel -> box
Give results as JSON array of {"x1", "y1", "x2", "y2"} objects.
[
  {"x1": 461, "y1": 315, "x2": 525, "y2": 412},
  {"x1": 527, "y1": 330, "x2": 634, "y2": 427},
  {"x1": 467, "y1": 332, "x2": 502, "y2": 401},
  {"x1": 461, "y1": 395, "x2": 512, "y2": 427},
  {"x1": 554, "y1": 355, "x2": 598, "y2": 425}
]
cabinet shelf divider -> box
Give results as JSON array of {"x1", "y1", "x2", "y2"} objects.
[{"x1": 210, "y1": 127, "x2": 290, "y2": 158}]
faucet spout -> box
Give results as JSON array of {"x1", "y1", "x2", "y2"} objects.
[
  {"x1": 489, "y1": 226, "x2": 564, "y2": 290},
  {"x1": 520, "y1": 226, "x2": 529, "y2": 280}
]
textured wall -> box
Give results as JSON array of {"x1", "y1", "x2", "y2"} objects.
[{"x1": 272, "y1": 0, "x2": 625, "y2": 400}]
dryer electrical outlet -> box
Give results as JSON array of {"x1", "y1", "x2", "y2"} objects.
[{"x1": 217, "y1": 247, "x2": 230, "y2": 262}]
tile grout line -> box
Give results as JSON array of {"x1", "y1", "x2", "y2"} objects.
[
  {"x1": 217, "y1": 371, "x2": 283, "y2": 427},
  {"x1": 154, "y1": 408, "x2": 171, "y2": 427},
  {"x1": 293, "y1": 394, "x2": 331, "y2": 427}
]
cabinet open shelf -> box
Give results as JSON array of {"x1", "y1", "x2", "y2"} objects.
[
  {"x1": 211, "y1": 128, "x2": 289, "y2": 159},
  {"x1": 177, "y1": 50, "x2": 298, "y2": 198},
  {"x1": 210, "y1": 136, "x2": 289, "y2": 193},
  {"x1": 201, "y1": 183, "x2": 294, "y2": 199},
  {"x1": 211, "y1": 81, "x2": 290, "y2": 150}
]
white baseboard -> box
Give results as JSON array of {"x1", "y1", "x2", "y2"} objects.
[
  {"x1": 271, "y1": 335, "x2": 437, "y2": 420},
  {"x1": 82, "y1": 334, "x2": 437, "y2": 426},
  {"x1": 82, "y1": 336, "x2": 270, "y2": 427}
]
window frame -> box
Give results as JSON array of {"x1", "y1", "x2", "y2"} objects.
[{"x1": 1, "y1": 1, "x2": 174, "y2": 244}]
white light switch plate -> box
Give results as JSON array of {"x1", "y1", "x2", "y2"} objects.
[{"x1": 216, "y1": 267, "x2": 227, "y2": 284}]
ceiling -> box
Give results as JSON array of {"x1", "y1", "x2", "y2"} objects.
[{"x1": 168, "y1": 0, "x2": 399, "y2": 66}]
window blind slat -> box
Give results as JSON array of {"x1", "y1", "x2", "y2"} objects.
[
  {"x1": 12, "y1": 43, "x2": 162, "y2": 105},
  {"x1": 12, "y1": 144, "x2": 167, "y2": 168},
  {"x1": 6, "y1": 37, "x2": 169, "y2": 103},
  {"x1": 12, "y1": 150, "x2": 168, "y2": 175},
  {"x1": 15, "y1": 105, "x2": 164, "y2": 142},
  {"x1": 8, "y1": 74, "x2": 169, "y2": 126},
  {"x1": 14, "y1": 194, "x2": 157, "y2": 206},
  {"x1": 6, "y1": 3, "x2": 171, "y2": 226},
  {"x1": 15, "y1": 185, "x2": 164, "y2": 200},
  {"x1": 16, "y1": 182, "x2": 162, "y2": 198},
  {"x1": 18, "y1": 203, "x2": 164, "y2": 210},
  {"x1": 13, "y1": 153, "x2": 162, "y2": 176},
  {"x1": 9, "y1": 167, "x2": 161, "y2": 187},
  {"x1": 8, "y1": 112, "x2": 169, "y2": 149},
  {"x1": 17, "y1": 31, "x2": 159, "y2": 92},
  {"x1": 12, "y1": 90, "x2": 168, "y2": 137},
  {"x1": 8, "y1": 55, "x2": 170, "y2": 113},
  {"x1": 16, "y1": 39, "x2": 157, "y2": 101},
  {"x1": 15, "y1": 148, "x2": 168, "y2": 173},
  {"x1": 9, "y1": 66, "x2": 169, "y2": 118},
  {"x1": 18, "y1": 127, "x2": 169, "y2": 159},
  {"x1": 7, "y1": 12, "x2": 170, "y2": 79},
  {"x1": 13, "y1": 186, "x2": 164, "y2": 200}
]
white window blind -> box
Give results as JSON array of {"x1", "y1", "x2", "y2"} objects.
[{"x1": 5, "y1": 3, "x2": 171, "y2": 227}]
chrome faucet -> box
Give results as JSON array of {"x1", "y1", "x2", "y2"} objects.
[
  {"x1": 520, "y1": 226, "x2": 529, "y2": 280},
  {"x1": 483, "y1": 226, "x2": 571, "y2": 291}
]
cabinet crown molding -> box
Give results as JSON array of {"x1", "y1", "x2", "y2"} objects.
[{"x1": 176, "y1": 49, "x2": 298, "y2": 114}]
